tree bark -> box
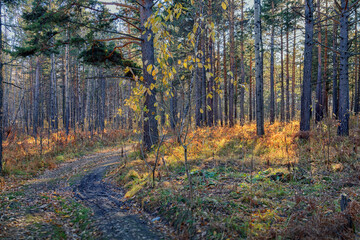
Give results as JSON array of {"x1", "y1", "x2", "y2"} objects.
[
  {"x1": 315, "y1": 0, "x2": 323, "y2": 123},
  {"x1": 286, "y1": 27, "x2": 290, "y2": 122},
  {"x1": 0, "y1": 1, "x2": 3, "y2": 173},
  {"x1": 214, "y1": 32, "x2": 220, "y2": 126},
  {"x1": 332, "y1": 16, "x2": 339, "y2": 118},
  {"x1": 337, "y1": 0, "x2": 350, "y2": 136},
  {"x1": 229, "y1": 0, "x2": 235, "y2": 127},
  {"x1": 141, "y1": 0, "x2": 159, "y2": 150},
  {"x1": 223, "y1": 28, "x2": 228, "y2": 125},
  {"x1": 170, "y1": 82, "x2": 177, "y2": 130},
  {"x1": 254, "y1": 0, "x2": 264, "y2": 135},
  {"x1": 300, "y1": 0, "x2": 314, "y2": 133},
  {"x1": 323, "y1": 0, "x2": 329, "y2": 116},
  {"x1": 240, "y1": 0, "x2": 245, "y2": 125},
  {"x1": 207, "y1": 0, "x2": 214, "y2": 127},
  {"x1": 50, "y1": 52, "x2": 58, "y2": 130},
  {"x1": 354, "y1": 8, "x2": 359, "y2": 114},
  {"x1": 195, "y1": 15, "x2": 201, "y2": 127},
  {"x1": 33, "y1": 57, "x2": 40, "y2": 136},
  {"x1": 65, "y1": 29, "x2": 70, "y2": 135},
  {"x1": 201, "y1": 28, "x2": 207, "y2": 126},
  {"x1": 291, "y1": 19, "x2": 296, "y2": 120},
  {"x1": 249, "y1": 55, "x2": 253, "y2": 122},
  {"x1": 270, "y1": 0, "x2": 275, "y2": 124},
  {"x1": 100, "y1": 68, "x2": 105, "y2": 131},
  {"x1": 280, "y1": 22, "x2": 285, "y2": 122}
]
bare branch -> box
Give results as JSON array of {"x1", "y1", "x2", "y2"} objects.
[{"x1": 99, "y1": 1, "x2": 139, "y2": 11}]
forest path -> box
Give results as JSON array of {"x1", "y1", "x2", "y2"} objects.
[{"x1": 0, "y1": 147, "x2": 166, "y2": 239}]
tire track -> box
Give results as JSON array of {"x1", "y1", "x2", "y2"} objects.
[{"x1": 73, "y1": 156, "x2": 163, "y2": 240}]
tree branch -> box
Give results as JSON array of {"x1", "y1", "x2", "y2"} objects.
[
  {"x1": 4, "y1": 81, "x2": 22, "y2": 89},
  {"x1": 100, "y1": 1, "x2": 139, "y2": 11}
]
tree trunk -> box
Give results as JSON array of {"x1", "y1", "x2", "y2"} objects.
[
  {"x1": 240, "y1": 0, "x2": 245, "y2": 125},
  {"x1": 300, "y1": 0, "x2": 314, "y2": 133},
  {"x1": 86, "y1": 69, "x2": 93, "y2": 132},
  {"x1": 333, "y1": 17, "x2": 339, "y2": 118},
  {"x1": 207, "y1": 0, "x2": 214, "y2": 127},
  {"x1": 337, "y1": 0, "x2": 350, "y2": 136},
  {"x1": 254, "y1": 0, "x2": 264, "y2": 136},
  {"x1": 323, "y1": 0, "x2": 329, "y2": 116},
  {"x1": 0, "y1": 1, "x2": 3, "y2": 173},
  {"x1": 280, "y1": 23, "x2": 285, "y2": 122},
  {"x1": 170, "y1": 82, "x2": 177, "y2": 130},
  {"x1": 249, "y1": 55, "x2": 253, "y2": 122},
  {"x1": 141, "y1": 0, "x2": 159, "y2": 150},
  {"x1": 195, "y1": 16, "x2": 201, "y2": 127},
  {"x1": 354, "y1": 9, "x2": 359, "y2": 114},
  {"x1": 65, "y1": 29, "x2": 70, "y2": 135},
  {"x1": 270, "y1": 0, "x2": 275, "y2": 124},
  {"x1": 286, "y1": 28, "x2": 290, "y2": 122},
  {"x1": 228, "y1": 0, "x2": 235, "y2": 127},
  {"x1": 100, "y1": 68, "x2": 105, "y2": 131},
  {"x1": 50, "y1": 52, "x2": 58, "y2": 130},
  {"x1": 201, "y1": 28, "x2": 207, "y2": 126},
  {"x1": 33, "y1": 57, "x2": 40, "y2": 136},
  {"x1": 223, "y1": 28, "x2": 228, "y2": 125},
  {"x1": 214, "y1": 32, "x2": 220, "y2": 126},
  {"x1": 291, "y1": 19, "x2": 296, "y2": 120},
  {"x1": 315, "y1": 0, "x2": 323, "y2": 123}
]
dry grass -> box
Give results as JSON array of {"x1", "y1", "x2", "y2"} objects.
[
  {"x1": 108, "y1": 118, "x2": 360, "y2": 239},
  {"x1": 1, "y1": 128, "x2": 132, "y2": 184}
]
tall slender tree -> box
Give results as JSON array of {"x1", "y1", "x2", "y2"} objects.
[
  {"x1": 228, "y1": 0, "x2": 235, "y2": 127},
  {"x1": 254, "y1": 0, "x2": 264, "y2": 135},
  {"x1": 332, "y1": 11, "x2": 339, "y2": 118},
  {"x1": 270, "y1": 0, "x2": 276, "y2": 124},
  {"x1": 315, "y1": 0, "x2": 323, "y2": 123},
  {"x1": 223, "y1": 27, "x2": 228, "y2": 125},
  {"x1": 337, "y1": 0, "x2": 350, "y2": 136},
  {"x1": 300, "y1": 0, "x2": 314, "y2": 134},
  {"x1": 239, "y1": 0, "x2": 245, "y2": 125}
]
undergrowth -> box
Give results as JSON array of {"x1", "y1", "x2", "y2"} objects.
[
  {"x1": 108, "y1": 118, "x2": 360, "y2": 239},
  {"x1": 0, "y1": 128, "x2": 132, "y2": 181}
]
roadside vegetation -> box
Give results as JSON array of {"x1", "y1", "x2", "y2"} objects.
[
  {"x1": 108, "y1": 119, "x2": 360, "y2": 239},
  {"x1": 0, "y1": 129, "x2": 132, "y2": 190}
]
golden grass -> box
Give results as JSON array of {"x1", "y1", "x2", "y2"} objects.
[
  {"x1": 109, "y1": 118, "x2": 360, "y2": 239},
  {"x1": 1, "y1": 129, "x2": 131, "y2": 179}
]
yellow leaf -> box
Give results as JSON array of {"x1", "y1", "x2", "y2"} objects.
[
  {"x1": 147, "y1": 64, "x2": 153, "y2": 74},
  {"x1": 222, "y1": 2, "x2": 227, "y2": 10}
]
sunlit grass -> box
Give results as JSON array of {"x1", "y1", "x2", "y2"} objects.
[
  {"x1": 108, "y1": 118, "x2": 360, "y2": 239},
  {"x1": 1, "y1": 129, "x2": 132, "y2": 181}
]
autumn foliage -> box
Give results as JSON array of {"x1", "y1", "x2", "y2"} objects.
[{"x1": 109, "y1": 119, "x2": 360, "y2": 239}]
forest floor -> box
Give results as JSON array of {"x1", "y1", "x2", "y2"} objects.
[
  {"x1": 0, "y1": 146, "x2": 171, "y2": 239},
  {"x1": 1, "y1": 120, "x2": 360, "y2": 239},
  {"x1": 107, "y1": 120, "x2": 360, "y2": 239}
]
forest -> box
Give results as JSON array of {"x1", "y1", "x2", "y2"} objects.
[{"x1": 0, "y1": 0, "x2": 360, "y2": 239}]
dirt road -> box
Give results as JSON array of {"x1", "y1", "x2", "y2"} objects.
[{"x1": 0, "y1": 148, "x2": 166, "y2": 239}]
